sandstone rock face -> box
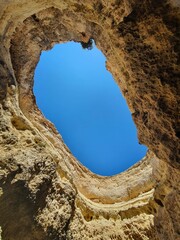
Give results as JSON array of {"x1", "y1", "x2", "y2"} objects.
[{"x1": 0, "y1": 0, "x2": 179, "y2": 239}]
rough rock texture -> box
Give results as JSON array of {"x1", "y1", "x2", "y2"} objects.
[{"x1": 0, "y1": 0, "x2": 179, "y2": 239}]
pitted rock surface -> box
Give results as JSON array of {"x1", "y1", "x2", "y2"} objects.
[{"x1": 0, "y1": 0, "x2": 179, "y2": 239}]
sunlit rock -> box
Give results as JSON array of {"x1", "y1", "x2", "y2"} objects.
[{"x1": 0, "y1": 1, "x2": 179, "y2": 239}]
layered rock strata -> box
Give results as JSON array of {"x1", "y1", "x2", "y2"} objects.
[{"x1": 0, "y1": 0, "x2": 179, "y2": 239}]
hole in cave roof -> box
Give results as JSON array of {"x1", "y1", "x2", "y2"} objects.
[{"x1": 33, "y1": 41, "x2": 147, "y2": 176}]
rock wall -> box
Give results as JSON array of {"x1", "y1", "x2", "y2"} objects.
[{"x1": 0, "y1": 0, "x2": 179, "y2": 239}]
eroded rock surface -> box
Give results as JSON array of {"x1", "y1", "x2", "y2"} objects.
[{"x1": 0, "y1": 0, "x2": 179, "y2": 239}]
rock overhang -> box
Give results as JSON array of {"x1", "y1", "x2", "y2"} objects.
[{"x1": 0, "y1": 1, "x2": 179, "y2": 239}]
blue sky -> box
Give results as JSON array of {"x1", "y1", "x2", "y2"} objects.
[{"x1": 34, "y1": 41, "x2": 147, "y2": 176}]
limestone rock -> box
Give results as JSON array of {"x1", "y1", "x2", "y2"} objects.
[{"x1": 0, "y1": 0, "x2": 179, "y2": 239}]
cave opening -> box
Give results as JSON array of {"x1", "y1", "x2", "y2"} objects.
[{"x1": 33, "y1": 41, "x2": 147, "y2": 176}]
